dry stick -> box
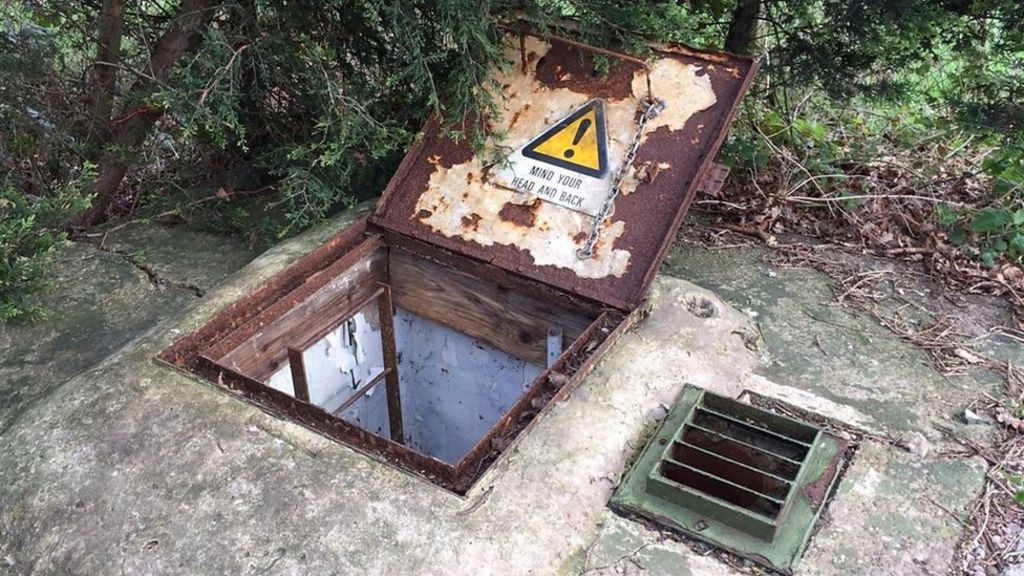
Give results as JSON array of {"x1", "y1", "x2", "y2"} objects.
[
  {"x1": 718, "y1": 223, "x2": 774, "y2": 244},
  {"x1": 781, "y1": 172, "x2": 880, "y2": 197},
  {"x1": 198, "y1": 44, "x2": 249, "y2": 105},
  {"x1": 754, "y1": 124, "x2": 832, "y2": 206},
  {"x1": 785, "y1": 193, "x2": 968, "y2": 206},
  {"x1": 78, "y1": 185, "x2": 275, "y2": 239},
  {"x1": 837, "y1": 269, "x2": 892, "y2": 303},
  {"x1": 876, "y1": 246, "x2": 935, "y2": 256},
  {"x1": 928, "y1": 496, "x2": 970, "y2": 527}
]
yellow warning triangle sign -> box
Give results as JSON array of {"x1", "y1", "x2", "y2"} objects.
[{"x1": 523, "y1": 100, "x2": 608, "y2": 178}]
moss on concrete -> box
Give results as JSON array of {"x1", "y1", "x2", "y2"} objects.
[
  {"x1": 660, "y1": 243, "x2": 1009, "y2": 442},
  {"x1": 800, "y1": 441, "x2": 986, "y2": 575}
]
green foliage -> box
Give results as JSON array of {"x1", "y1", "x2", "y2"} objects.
[
  {"x1": 3, "y1": 0, "x2": 1023, "y2": 310},
  {"x1": 0, "y1": 6, "x2": 95, "y2": 322},
  {"x1": 939, "y1": 202, "x2": 1024, "y2": 266},
  {"x1": 0, "y1": 170, "x2": 92, "y2": 322},
  {"x1": 933, "y1": 145, "x2": 1024, "y2": 265},
  {"x1": 139, "y1": 0, "x2": 702, "y2": 242},
  {"x1": 1011, "y1": 475, "x2": 1024, "y2": 508}
]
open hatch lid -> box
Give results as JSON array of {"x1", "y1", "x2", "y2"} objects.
[{"x1": 370, "y1": 34, "x2": 757, "y2": 311}]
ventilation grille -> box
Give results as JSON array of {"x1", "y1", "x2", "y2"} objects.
[
  {"x1": 613, "y1": 385, "x2": 847, "y2": 573},
  {"x1": 647, "y1": 391, "x2": 819, "y2": 541}
]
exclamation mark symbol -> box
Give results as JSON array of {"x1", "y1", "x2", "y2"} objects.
[{"x1": 563, "y1": 119, "x2": 591, "y2": 159}]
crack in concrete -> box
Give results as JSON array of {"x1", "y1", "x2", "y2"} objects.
[
  {"x1": 82, "y1": 241, "x2": 206, "y2": 298},
  {"x1": 580, "y1": 541, "x2": 657, "y2": 575}
]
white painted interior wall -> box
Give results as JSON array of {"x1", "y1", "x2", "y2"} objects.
[
  {"x1": 268, "y1": 305, "x2": 546, "y2": 464},
  {"x1": 393, "y1": 308, "x2": 543, "y2": 464},
  {"x1": 266, "y1": 302, "x2": 385, "y2": 413},
  {"x1": 337, "y1": 382, "x2": 391, "y2": 438}
]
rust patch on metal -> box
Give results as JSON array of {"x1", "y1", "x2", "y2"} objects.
[
  {"x1": 370, "y1": 34, "x2": 758, "y2": 310},
  {"x1": 697, "y1": 163, "x2": 731, "y2": 197},
  {"x1": 497, "y1": 199, "x2": 541, "y2": 227},
  {"x1": 804, "y1": 436, "x2": 850, "y2": 507},
  {"x1": 535, "y1": 40, "x2": 640, "y2": 100},
  {"x1": 651, "y1": 42, "x2": 737, "y2": 64},
  {"x1": 461, "y1": 212, "x2": 483, "y2": 231},
  {"x1": 508, "y1": 105, "x2": 529, "y2": 130},
  {"x1": 158, "y1": 217, "x2": 374, "y2": 369}
]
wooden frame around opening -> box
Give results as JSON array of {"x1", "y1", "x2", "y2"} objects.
[
  {"x1": 284, "y1": 284, "x2": 404, "y2": 443},
  {"x1": 159, "y1": 221, "x2": 635, "y2": 494}
]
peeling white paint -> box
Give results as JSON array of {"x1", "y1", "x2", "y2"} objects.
[{"x1": 414, "y1": 37, "x2": 717, "y2": 279}]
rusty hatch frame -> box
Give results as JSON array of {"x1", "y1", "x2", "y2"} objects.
[
  {"x1": 159, "y1": 216, "x2": 637, "y2": 494},
  {"x1": 369, "y1": 33, "x2": 760, "y2": 311}
]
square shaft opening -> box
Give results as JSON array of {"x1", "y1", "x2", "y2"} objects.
[{"x1": 160, "y1": 227, "x2": 625, "y2": 493}]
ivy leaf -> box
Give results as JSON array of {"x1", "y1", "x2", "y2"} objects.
[
  {"x1": 968, "y1": 208, "x2": 1012, "y2": 234},
  {"x1": 935, "y1": 203, "x2": 959, "y2": 227},
  {"x1": 981, "y1": 250, "x2": 997, "y2": 267},
  {"x1": 1009, "y1": 233, "x2": 1024, "y2": 258}
]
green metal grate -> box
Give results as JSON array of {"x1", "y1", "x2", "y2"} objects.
[{"x1": 611, "y1": 385, "x2": 847, "y2": 574}]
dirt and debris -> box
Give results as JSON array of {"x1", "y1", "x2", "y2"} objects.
[
  {"x1": 680, "y1": 201, "x2": 1024, "y2": 574},
  {"x1": 693, "y1": 143, "x2": 1024, "y2": 328},
  {"x1": 957, "y1": 422, "x2": 1024, "y2": 575}
]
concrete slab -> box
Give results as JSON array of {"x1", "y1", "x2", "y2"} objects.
[
  {"x1": 660, "y1": 243, "x2": 1014, "y2": 444},
  {"x1": 99, "y1": 222, "x2": 259, "y2": 291},
  {"x1": 0, "y1": 225, "x2": 256, "y2": 434},
  {"x1": 563, "y1": 512, "x2": 737, "y2": 575},
  {"x1": 0, "y1": 212, "x2": 1005, "y2": 576},
  {"x1": 0, "y1": 210, "x2": 765, "y2": 575},
  {"x1": 801, "y1": 441, "x2": 987, "y2": 575}
]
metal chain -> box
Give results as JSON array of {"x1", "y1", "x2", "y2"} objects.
[{"x1": 577, "y1": 96, "x2": 666, "y2": 260}]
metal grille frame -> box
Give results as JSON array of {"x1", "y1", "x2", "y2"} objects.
[{"x1": 611, "y1": 385, "x2": 847, "y2": 574}]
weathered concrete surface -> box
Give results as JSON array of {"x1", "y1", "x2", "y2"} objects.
[
  {"x1": 661, "y1": 244, "x2": 1019, "y2": 443},
  {"x1": 802, "y1": 441, "x2": 986, "y2": 576},
  {"x1": 0, "y1": 225, "x2": 256, "y2": 434},
  {"x1": 0, "y1": 207, "x2": 767, "y2": 575},
  {"x1": 99, "y1": 222, "x2": 259, "y2": 292},
  {"x1": 564, "y1": 512, "x2": 737, "y2": 575},
  {"x1": 0, "y1": 212, "x2": 1011, "y2": 576}
]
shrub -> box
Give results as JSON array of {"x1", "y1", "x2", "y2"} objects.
[{"x1": 0, "y1": 174, "x2": 91, "y2": 322}]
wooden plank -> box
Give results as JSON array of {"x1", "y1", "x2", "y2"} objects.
[
  {"x1": 381, "y1": 230, "x2": 605, "y2": 318},
  {"x1": 377, "y1": 286, "x2": 404, "y2": 444},
  {"x1": 219, "y1": 247, "x2": 388, "y2": 381},
  {"x1": 287, "y1": 347, "x2": 311, "y2": 402},
  {"x1": 203, "y1": 234, "x2": 385, "y2": 362},
  {"x1": 389, "y1": 248, "x2": 594, "y2": 365},
  {"x1": 292, "y1": 287, "x2": 385, "y2": 353}
]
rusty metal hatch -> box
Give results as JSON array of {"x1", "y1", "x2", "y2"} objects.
[
  {"x1": 611, "y1": 386, "x2": 847, "y2": 573},
  {"x1": 160, "y1": 35, "x2": 757, "y2": 495},
  {"x1": 371, "y1": 33, "x2": 758, "y2": 311}
]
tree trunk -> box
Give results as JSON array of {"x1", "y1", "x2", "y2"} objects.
[
  {"x1": 88, "y1": 0, "x2": 125, "y2": 150},
  {"x1": 79, "y1": 0, "x2": 218, "y2": 226},
  {"x1": 725, "y1": 0, "x2": 760, "y2": 55}
]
